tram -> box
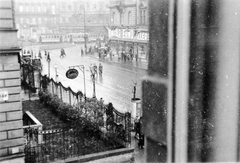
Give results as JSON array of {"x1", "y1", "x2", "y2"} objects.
[
  {"x1": 38, "y1": 34, "x2": 67, "y2": 43},
  {"x1": 37, "y1": 33, "x2": 105, "y2": 44}
]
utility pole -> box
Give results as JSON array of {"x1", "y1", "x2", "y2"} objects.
[
  {"x1": 83, "y1": 5, "x2": 87, "y2": 55},
  {"x1": 47, "y1": 53, "x2": 51, "y2": 78},
  {"x1": 92, "y1": 73, "x2": 96, "y2": 98}
]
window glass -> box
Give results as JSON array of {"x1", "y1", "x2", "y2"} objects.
[
  {"x1": 32, "y1": 18, "x2": 36, "y2": 24},
  {"x1": 38, "y1": 18, "x2": 41, "y2": 24},
  {"x1": 20, "y1": 18, "x2": 23, "y2": 24},
  {"x1": 19, "y1": 6, "x2": 23, "y2": 12}
]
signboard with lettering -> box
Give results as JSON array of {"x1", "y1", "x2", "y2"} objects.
[
  {"x1": 0, "y1": 91, "x2": 8, "y2": 102},
  {"x1": 109, "y1": 28, "x2": 149, "y2": 42},
  {"x1": 66, "y1": 68, "x2": 79, "y2": 79}
]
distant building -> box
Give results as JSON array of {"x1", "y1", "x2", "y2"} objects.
[
  {"x1": 15, "y1": 0, "x2": 60, "y2": 41},
  {"x1": 58, "y1": 0, "x2": 110, "y2": 35},
  {"x1": 0, "y1": 0, "x2": 24, "y2": 163},
  {"x1": 14, "y1": 0, "x2": 110, "y2": 42},
  {"x1": 108, "y1": 0, "x2": 149, "y2": 62}
]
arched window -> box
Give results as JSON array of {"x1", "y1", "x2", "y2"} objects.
[
  {"x1": 112, "y1": 12, "x2": 115, "y2": 24},
  {"x1": 43, "y1": 6, "x2": 47, "y2": 12},
  {"x1": 143, "y1": 10, "x2": 146, "y2": 25},
  {"x1": 68, "y1": 5, "x2": 72, "y2": 11},
  {"x1": 38, "y1": 18, "x2": 41, "y2": 24},
  {"x1": 51, "y1": 5, "x2": 56, "y2": 14},
  {"x1": 44, "y1": 18, "x2": 47, "y2": 24},
  {"x1": 128, "y1": 11, "x2": 132, "y2": 25},
  {"x1": 20, "y1": 18, "x2": 24, "y2": 24},
  {"x1": 19, "y1": 6, "x2": 23, "y2": 12},
  {"x1": 32, "y1": 18, "x2": 36, "y2": 24}
]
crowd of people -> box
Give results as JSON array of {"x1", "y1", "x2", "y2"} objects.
[{"x1": 89, "y1": 63, "x2": 103, "y2": 79}]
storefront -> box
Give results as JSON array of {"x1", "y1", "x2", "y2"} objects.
[{"x1": 108, "y1": 27, "x2": 149, "y2": 61}]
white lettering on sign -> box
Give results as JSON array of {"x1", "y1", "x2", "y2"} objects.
[
  {"x1": 109, "y1": 28, "x2": 149, "y2": 41},
  {"x1": 0, "y1": 91, "x2": 8, "y2": 102}
]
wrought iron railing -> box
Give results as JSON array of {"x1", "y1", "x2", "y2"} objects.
[
  {"x1": 23, "y1": 73, "x2": 131, "y2": 163},
  {"x1": 24, "y1": 125, "x2": 125, "y2": 163}
]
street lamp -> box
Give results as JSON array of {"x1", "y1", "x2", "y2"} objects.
[
  {"x1": 83, "y1": 5, "x2": 87, "y2": 55},
  {"x1": 54, "y1": 64, "x2": 58, "y2": 81},
  {"x1": 91, "y1": 72, "x2": 96, "y2": 98},
  {"x1": 69, "y1": 65, "x2": 86, "y2": 100},
  {"x1": 73, "y1": 4, "x2": 87, "y2": 55},
  {"x1": 47, "y1": 52, "x2": 51, "y2": 78},
  {"x1": 133, "y1": 26, "x2": 139, "y2": 63}
]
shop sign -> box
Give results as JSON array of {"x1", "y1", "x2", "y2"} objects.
[
  {"x1": 109, "y1": 28, "x2": 149, "y2": 41},
  {"x1": 66, "y1": 68, "x2": 79, "y2": 79},
  {"x1": 0, "y1": 91, "x2": 8, "y2": 102}
]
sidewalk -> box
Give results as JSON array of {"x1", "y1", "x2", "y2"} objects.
[
  {"x1": 131, "y1": 132, "x2": 147, "y2": 163},
  {"x1": 88, "y1": 52, "x2": 148, "y2": 70}
]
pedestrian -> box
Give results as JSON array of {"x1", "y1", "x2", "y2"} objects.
[
  {"x1": 99, "y1": 63, "x2": 103, "y2": 76},
  {"x1": 109, "y1": 50, "x2": 113, "y2": 60},
  {"x1": 98, "y1": 50, "x2": 101, "y2": 58},
  {"x1": 47, "y1": 52, "x2": 51, "y2": 61},
  {"x1": 38, "y1": 50, "x2": 42, "y2": 59},
  {"x1": 81, "y1": 48, "x2": 84, "y2": 56},
  {"x1": 60, "y1": 48, "x2": 66, "y2": 58},
  {"x1": 45, "y1": 50, "x2": 47, "y2": 57},
  {"x1": 93, "y1": 63, "x2": 98, "y2": 77},
  {"x1": 89, "y1": 63, "x2": 93, "y2": 73},
  {"x1": 138, "y1": 117, "x2": 144, "y2": 149},
  {"x1": 134, "y1": 116, "x2": 140, "y2": 138},
  {"x1": 106, "y1": 102, "x2": 114, "y2": 130}
]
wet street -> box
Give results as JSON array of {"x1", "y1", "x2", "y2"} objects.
[{"x1": 38, "y1": 44, "x2": 147, "y2": 113}]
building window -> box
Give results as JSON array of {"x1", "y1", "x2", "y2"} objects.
[
  {"x1": 19, "y1": 6, "x2": 23, "y2": 12},
  {"x1": 26, "y1": 18, "x2": 29, "y2": 24},
  {"x1": 143, "y1": 10, "x2": 146, "y2": 25},
  {"x1": 38, "y1": 18, "x2": 41, "y2": 24},
  {"x1": 44, "y1": 18, "x2": 47, "y2": 24},
  {"x1": 25, "y1": 6, "x2": 29, "y2": 12},
  {"x1": 60, "y1": 17, "x2": 63, "y2": 23},
  {"x1": 62, "y1": 2, "x2": 66, "y2": 11},
  {"x1": 38, "y1": 6, "x2": 41, "y2": 12},
  {"x1": 51, "y1": 5, "x2": 56, "y2": 14},
  {"x1": 20, "y1": 18, "x2": 23, "y2": 24},
  {"x1": 68, "y1": 5, "x2": 72, "y2": 11},
  {"x1": 140, "y1": 10, "x2": 145, "y2": 25},
  {"x1": 43, "y1": 6, "x2": 47, "y2": 12},
  {"x1": 32, "y1": 18, "x2": 36, "y2": 24},
  {"x1": 112, "y1": 12, "x2": 115, "y2": 24},
  {"x1": 128, "y1": 11, "x2": 132, "y2": 25}
]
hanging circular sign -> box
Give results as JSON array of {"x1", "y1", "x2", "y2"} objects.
[{"x1": 66, "y1": 68, "x2": 79, "y2": 79}]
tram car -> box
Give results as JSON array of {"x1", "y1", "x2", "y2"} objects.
[
  {"x1": 38, "y1": 34, "x2": 66, "y2": 43},
  {"x1": 67, "y1": 32, "x2": 85, "y2": 43},
  {"x1": 37, "y1": 33, "x2": 105, "y2": 44}
]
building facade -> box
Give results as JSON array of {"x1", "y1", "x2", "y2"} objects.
[
  {"x1": 58, "y1": 0, "x2": 110, "y2": 35},
  {"x1": 0, "y1": 0, "x2": 24, "y2": 163},
  {"x1": 15, "y1": 0, "x2": 60, "y2": 40},
  {"x1": 15, "y1": 0, "x2": 110, "y2": 41},
  {"x1": 108, "y1": 0, "x2": 149, "y2": 62}
]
